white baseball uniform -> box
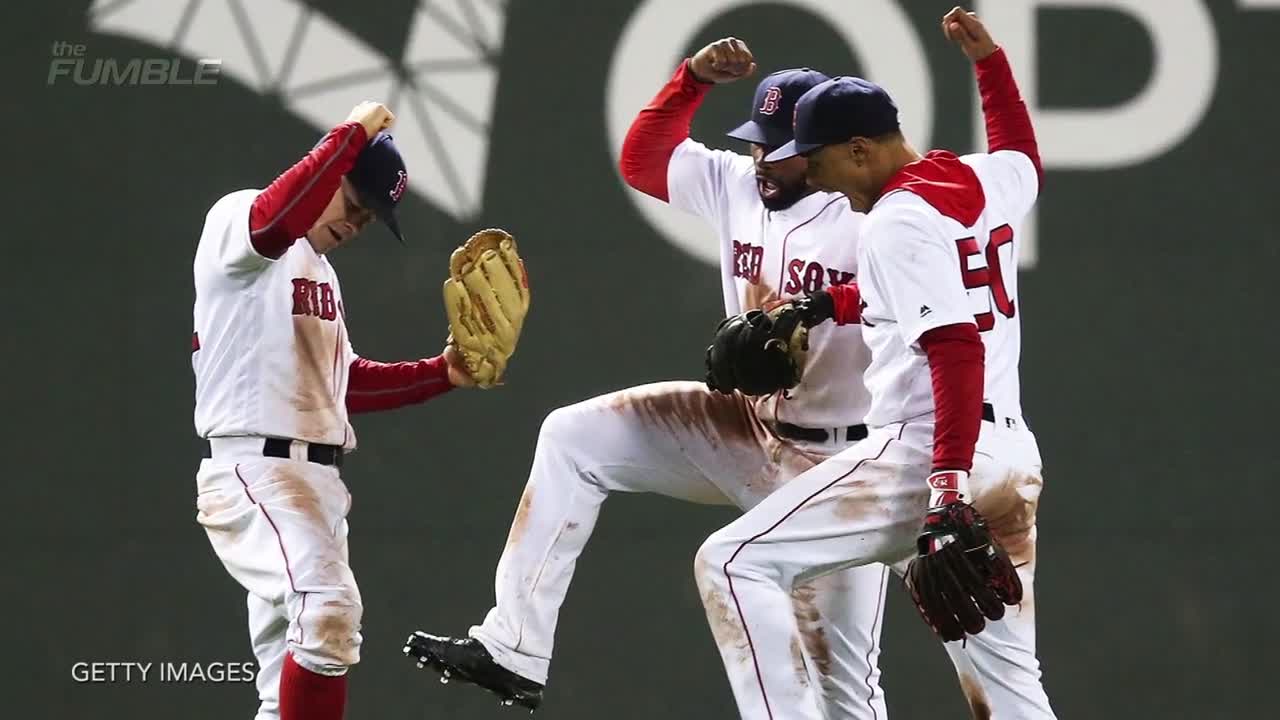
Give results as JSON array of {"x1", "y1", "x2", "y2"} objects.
[
  {"x1": 468, "y1": 137, "x2": 892, "y2": 718},
  {"x1": 693, "y1": 149, "x2": 1054, "y2": 720},
  {"x1": 193, "y1": 190, "x2": 360, "y2": 720}
]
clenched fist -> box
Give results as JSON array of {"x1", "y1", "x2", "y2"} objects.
[
  {"x1": 346, "y1": 101, "x2": 396, "y2": 140},
  {"x1": 942, "y1": 6, "x2": 998, "y2": 62},
  {"x1": 689, "y1": 37, "x2": 758, "y2": 84}
]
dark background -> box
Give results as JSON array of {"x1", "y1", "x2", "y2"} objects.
[{"x1": 8, "y1": 1, "x2": 1275, "y2": 718}]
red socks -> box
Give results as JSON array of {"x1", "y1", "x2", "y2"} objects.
[{"x1": 280, "y1": 653, "x2": 348, "y2": 720}]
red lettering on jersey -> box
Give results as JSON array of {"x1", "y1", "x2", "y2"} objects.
[
  {"x1": 319, "y1": 283, "x2": 337, "y2": 321},
  {"x1": 749, "y1": 245, "x2": 762, "y2": 282},
  {"x1": 783, "y1": 258, "x2": 805, "y2": 295},
  {"x1": 802, "y1": 262, "x2": 824, "y2": 293},
  {"x1": 733, "y1": 241, "x2": 764, "y2": 283},
  {"x1": 955, "y1": 228, "x2": 1017, "y2": 332},
  {"x1": 291, "y1": 278, "x2": 337, "y2": 321},
  {"x1": 291, "y1": 278, "x2": 314, "y2": 316},
  {"x1": 826, "y1": 268, "x2": 855, "y2": 286},
  {"x1": 784, "y1": 259, "x2": 854, "y2": 295}
]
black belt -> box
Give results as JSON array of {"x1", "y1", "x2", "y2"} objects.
[
  {"x1": 776, "y1": 404, "x2": 995, "y2": 444},
  {"x1": 774, "y1": 423, "x2": 869, "y2": 444},
  {"x1": 204, "y1": 438, "x2": 345, "y2": 468}
]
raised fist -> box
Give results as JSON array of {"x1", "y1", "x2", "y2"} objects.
[
  {"x1": 689, "y1": 37, "x2": 758, "y2": 84},
  {"x1": 941, "y1": 6, "x2": 998, "y2": 62},
  {"x1": 346, "y1": 101, "x2": 396, "y2": 140}
]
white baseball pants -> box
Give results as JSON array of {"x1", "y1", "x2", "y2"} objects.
[
  {"x1": 469, "y1": 381, "x2": 891, "y2": 720},
  {"x1": 195, "y1": 438, "x2": 361, "y2": 720},
  {"x1": 694, "y1": 418, "x2": 1054, "y2": 720}
]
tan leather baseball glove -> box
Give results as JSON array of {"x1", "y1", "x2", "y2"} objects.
[{"x1": 442, "y1": 228, "x2": 530, "y2": 388}]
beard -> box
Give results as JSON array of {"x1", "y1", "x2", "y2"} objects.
[{"x1": 757, "y1": 175, "x2": 814, "y2": 211}]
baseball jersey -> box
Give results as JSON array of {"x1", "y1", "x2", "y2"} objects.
[
  {"x1": 667, "y1": 138, "x2": 872, "y2": 430},
  {"x1": 858, "y1": 150, "x2": 1038, "y2": 428},
  {"x1": 192, "y1": 189, "x2": 357, "y2": 449}
]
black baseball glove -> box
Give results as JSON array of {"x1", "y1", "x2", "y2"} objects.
[
  {"x1": 703, "y1": 291, "x2": 836, "y2": 396},
  {"x1": 904, "y1": 502, "x2": 1024, "y2": 642}
]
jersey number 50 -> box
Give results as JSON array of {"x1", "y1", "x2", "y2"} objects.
[{"x1": 956, "y1": 225, "x2": 1015, "y2": 332}]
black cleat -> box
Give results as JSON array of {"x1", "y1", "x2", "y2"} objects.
[{"x1": 403, "y1": 632, "x2": 544, "y2": 712}]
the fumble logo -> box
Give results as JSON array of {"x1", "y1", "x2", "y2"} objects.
[{"x1": 759, "y1": 86, "x2": 782, "y2": 114}]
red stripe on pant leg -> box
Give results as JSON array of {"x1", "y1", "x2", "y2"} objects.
[
  {"x1": 235, "y1": 463, "x2": 308, "y2": 645},
  {"x1": 723, "y1": 431, "x2": 899, "y2": 719},
  {"x1": 862, "y1": 566, "x2": 888, "y2": 720}
]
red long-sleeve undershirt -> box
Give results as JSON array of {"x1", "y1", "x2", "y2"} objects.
[
  {"x1": 619, "y1": 60, "x2": 712, "y2": 201},
  {"x1": 919, "y1": 324, "x2": 984, "y2": 473},
  {"x1": 248, "y1": 121, "x2": 367, "y2": 259},
  {"x1": 346, "y1": 355, "x2": 453, "y2": 414},
  {"x1": 976, "y1": 48, "x2": 1043, "y2": 187}
]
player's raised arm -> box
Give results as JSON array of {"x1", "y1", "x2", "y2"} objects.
[
  {"x1": 618, "y1": 37, "x2": 755, "y2": 201},
  {"x1": 247, "y1": 102, "x2": 393, "y2": 259},
  {"x1": 943, "y1": 7, "x2": 1043, "y2": 189}
]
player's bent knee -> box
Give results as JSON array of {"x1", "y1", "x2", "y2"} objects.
[
  {"x1": 293, "y1": 593, "x2": 363, "y2": 672},
  {"x1": 536, "y1": 405, "x2": 589, "y2": 448},
  {"x1": 693, "y1": 533, "x2": 736, "y2": 590}
]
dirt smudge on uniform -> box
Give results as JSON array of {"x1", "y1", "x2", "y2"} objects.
[
  {"x1": 292, "y1": 315, "x2": 336, "y2": 441},
  {"x1": 696, "y1": 557, "x2": 752, "y2": 666},
  {"x1": 834, "y1": 483, "x2": 878, "y2": 523},
  {"x1": 313, "y1": 599, "x2": 360, "y2": 665},
  {"x1": 611, "y1": 385, "x2": 758, "y2": 453},
  {"x1": 790, "y1": 635, "x2": 811, "y2": 687},
  {"x1": 790, "y1": 583, "x2": 832, "y2": 678},
  {"x1": 958, "y1": 672, "x2": 992, "y2": 720},
  {"x1": 505, "y1": 484, "x2": 535, "y2": 548},
  {"x1": 273, "y1": 465, "x2": 327, "y2": 525},
  {"x1": 974, "y1": 470, "x2": 1041, "y2": 568}
]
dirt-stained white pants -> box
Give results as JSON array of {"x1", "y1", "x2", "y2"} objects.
[
  {"x1": 694, "y1": 417, "x2": 1055, "y2": 720},
  {"x1": 470, "y1": 382, "x2": 891, "y2": 719},
  {"x1": 195, "y1": 438, "x2": 361, "y2": 720}
]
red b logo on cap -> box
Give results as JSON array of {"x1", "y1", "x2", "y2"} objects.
[
  {"x1": 759, "y1": 87, "x2": 782, "y2": 115},
  {"x1": 389, "y1": 169, "x2": 407, "y2": 202}
]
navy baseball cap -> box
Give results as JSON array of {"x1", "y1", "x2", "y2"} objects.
[
  {"x1": 726, "y1": 68, "x2": 830, "y2": 149},
  {"x1": 347, "y1": 131, "x2": 408, "y2": 243},
  {"x1": 764, "y1": 77, "x2": 899, "y2": 162}
]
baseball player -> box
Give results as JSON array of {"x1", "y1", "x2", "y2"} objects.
[
  {"x1": 191, "y1": 102, "x2": 521, "y2": 720},
  {"x1": 403, "y1": 39, "x2": 893, "y2": 717},
  {"x1": 692, "y1": 7, "x2": 1054, "y2": 719}
]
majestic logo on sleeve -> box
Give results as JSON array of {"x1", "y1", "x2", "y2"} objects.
[
  {"x1": 759, "y1": 86, "x2": 782, "y2": 115},
  {"x1": 88, "y1": 0, "x2": 506, "y2": 221}
]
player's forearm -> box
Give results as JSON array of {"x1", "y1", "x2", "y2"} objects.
[
  {"x1": 618, "y1": 59, "x2": 713, "y2": 201},
  {"x1": 345, "y1": 355, "x2": 453, "y2": 414},
  {"x1": 248, "y1": 121, "x2": 368, "y2": 259},
  {"x1": 975, "y1": 48, "x2": 1043, "y2": 186},
  {"x1": 919, "y1": 323, "x2": 984, "y2": 474}
]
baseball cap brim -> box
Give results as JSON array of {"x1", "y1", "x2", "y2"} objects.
[
  {"x1": 726, "y1": 120, "x2": 793, "y2": 149},
  {"x1": 359, "y1": 188, "x2": 405, "y2": 244},
  {"x1": 380, "y1": 210, "x2": 405, "y2": 244},
  {"x1": 764, "y1": 139, "x2": 824, "y2": 162}
]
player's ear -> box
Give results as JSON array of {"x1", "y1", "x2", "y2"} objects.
[{"x1": 847, "y1": 138, "x2": 868, "y2": 166}]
